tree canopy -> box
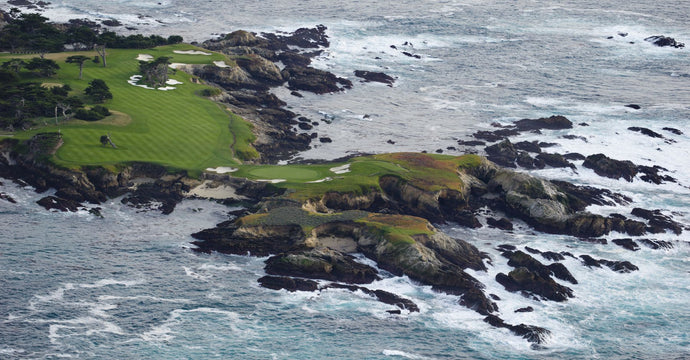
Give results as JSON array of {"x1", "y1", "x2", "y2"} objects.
[
  {"x1": 84, "y1": 79, "x2": 112, "y2": 103},
  {"x1": 66, "y1": 55, "x2": 91, "y2": 79}
]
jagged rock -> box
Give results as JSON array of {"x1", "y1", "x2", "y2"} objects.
[
  {"x1": 644, "y1": 35, "x2": 685, "y2": 48},
  {"x1": 579, "y1": 255, "x2": 638, "y2": 273},
  {"x1": 453, "y1": 210, "x2": 482, "y2": 228},
  {"x1": 264, "y1": 248, "x2": 380, "y2": 284},
  {"x1": 497, "y1": 244, "x2": 517, "y2": 251},
  {"x1": 514, "y1": 141, "x2": 542, "y2": 153},
  {"x1": 496, "y1": 267, "x2": 573, "y2": 302},
  {"x1": 579, "y1": 238, "x2": 607, "y2": 244},
  {"x1": 0, "y1": 192, "x2": 16, "y2": 203},
  {"x1": 326, "y1": 283, "x2": 419, "y2": 312},
  {"x1": 551, "y1": 180, "x2": 631, "y2": 211},
  {"x1": 535, "y1": 153, "x2": 576, "y2": 169},
  {"x1": 472, "y1": 129, "x2": 519, "y2": 142},
  {"x1": 191, "y1": 223, "x2": 306, "y2": 256},
  {"x1": 628, "y1": 127, "x2": 663, "y2": 139},
  {"x1": 612, "y1": 238, "x2": 640, "y2": 251},
  {"x1": 563, "y1": 153, "x2": 586, "y2": 161},
  {"x1": 235, "y1": 55, "x2": 284, "y2": 85},
  {"x1": 354, "y1": 70, "x2": 395, "y2": 85},
  {"x1": 524, "y1": 247, "x2": 566, "y2": 262},
  {"x1": 637, "y1": 165, "x2": 676, "y2": 184},
  {"x1": 583, "y1": 154, "x2": 637, "y2": 181},
  {"x1": 121, "y1": 178, "x2": 187, "y2": 214},
  {"x1": 485, "y1": 140, "x2": 518, "y2": 168},
  {"x1": 487, "y1": 217, "x2": 513, "y2": 230},
  {"x1": 638, "y1": 239, "x2": 674, "y2": 250},
  {"x1": 319, "y1": 137, "x2": 333, "y2": 143},
  {"x1": 631, "y1": 208, "x2": 683, "y2": 235},
  {"x1": 515, "y1": 306, "x2": 534, "y2": 313},
  {"x1": 483, "y1": 314, "x2": 551, "y2": 344},
  {"x1": 503, "y1": 250, "x2": 577, "y2": 284},
  {"x1": 278, "y1": 51, "x2": 312, "y2": 67},
  {"x1": 258, "y1": 275, "x2": 319, "y2": 292},
  {"x1": 513, "y1": 115, "x2": 573, "y2": 131},
  {"x1": 36, "y1": 196, "x2": 82, "y2": 212},
  {"x1": 282, "y1": 65, "x2": 353, "y2": 94},
  {"x1": 663, "y1": 127, "x2": 683, "y2": 135}
]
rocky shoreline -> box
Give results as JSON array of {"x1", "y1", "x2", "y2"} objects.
[{"x1": 1, "y1": 25, "x2": 688, "y2": 345}]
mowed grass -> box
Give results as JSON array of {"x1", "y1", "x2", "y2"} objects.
[{"x1": 2, "y1": 44, "x2": 253, "y2": 173}]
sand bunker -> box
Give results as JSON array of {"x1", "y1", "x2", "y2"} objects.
[
  {"x1": 136, "y1": 54, "x2": 154, "y2": 61},
  {"x1": 169, "y1": 63, "x2": 188, "y2": 69},
  {"x1": 166, "y1": 79, "x2": 184, "y2": 85},
  {"x1": 306, "y1": 177, "x2": 333, "y2": 183},
  {"x1": 128, "y1": 75, "x2": 182, "y2": 91},
  {"x1": 257, "y1": 179, "x2": 287, "y2": 184},
  {"x1": 330, "y1": 164, "x2": 351, "y2": 174},
  {"x1": 213, "y1": 60, "x2": 231, "y2": 68},
  {"x1": 206, "y1": 167, "x2": 238, "y2": 174},
  {"x1": 173, "y1": 50, "x2": 212, "y2": 55}
]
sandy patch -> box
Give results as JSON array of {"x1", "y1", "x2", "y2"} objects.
[
  {"x1": 157, "y1": 86, "x2": 176, "y2": 91},
  {"x1": 173, "y1": 50, "x2": 212, "y2": 55},
  {"x1": 136, "y1": 54, "x2": 154, "y2": 61},
  {"x1": 186, "y1": 180, "x2": 247, "y2": 200},
  {"x1": 307, "y1": 177, "x2": 332, "y2": 183},
  {"x1": 330, "y1": 164, "x2": 351, "y2": 174},
  {"x1": 213, "y1": 60, "x2": 231, "y2": 68},
  {"x1": 166, "y1": 79, "x2": 183, "y2": 85},
  {"x1": 41, "y1": 82, "x2": 63, "y2": 88},
  {"x1": 257, "y1": 179, "x2": 287, "y2": 184},
  {"x1": 206, "y1": 167, "x2": 238, "y2": 174}
]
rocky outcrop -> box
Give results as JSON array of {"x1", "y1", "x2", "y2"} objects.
[
  {"x1": 264, "y1": 248, "x2": 380, "y2": 284},
  {"x1": 631, "y1": 208, "x2": 684, "y2": 235},
  {"x1": 496, "y1": 267, "x2": 574, "y2": 302},
  {"x1": 484, "y1": 314, "x2": 551, "y2": 344},
  {"x1": 354, "y1": 70, "x2": 395, "y2": 85},
  {"x1": 191, "y1": 223, "x2": 306, "y2": 256},
  {"x1": 258, "y1": 275, "x2": 319, "y2": 292},
  {"x1": 513, "y1": 115, "x2": 573, "y2": 131},
  {"x1": 644, "y1": 35, "x2": 685, "y2": 48},
  {"x1": 583, "y1": 153, "x2": 637, "y2": 181},
  {"x1": 282, "y1": 65, "x2": 353, "y2": 94},
  {"x1": 579, "y1": 255, "x2": 638, "y2": 273}
]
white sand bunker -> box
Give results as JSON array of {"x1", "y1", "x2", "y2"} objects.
[
  {"x1": 213, "y1": 60, "x2": 231, "y2": 68},
  {"x1": 173, "y1": 50, "x2": 212, "y2": 55},
  {"x1": 257, "y1": 179, "x2": 287, "y2": 184},
  {"x1": 128, "y1": 75, "x2": 182, "y2": 91},
  {"x1": 136, "y1": 54, "x2": 154, "y2": 61},
  {"x1": 206, "y1": 167, "x2": 238, "y2": 174},
  {"x1": 330, "y1": 164, "x2": 351, "y2": 174},
  {"x1": 307, "y1": 177, "x2": 332, "y2": 184}
]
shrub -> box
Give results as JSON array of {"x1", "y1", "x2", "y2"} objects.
[
  {"x1": 74, "y1": 108, "x2": 105, "y2": 121},
  {"x1": 92, "y1": 105, "x2": 111, "y2": 117},
  {"x1": 167, "y1": 35, "x2": 183, "y2": 44},
  {"x1": 200, "y1": 87, "x2": 222, "y2": 97}
]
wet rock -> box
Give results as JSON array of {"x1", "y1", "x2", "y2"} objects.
[
  {"x1": 514, "y1": 141, "x2": 542, "y2": 153},
  {"x1": 663, "y1": 127, "x2": 683, "y2": 135},
  {"x1": 258, "y1": 275, "x2": 319, "y2": 292},
  {"x1": 485, "y1": 140, "x2": 518, "y2": 168},
  {"x1": 631, "y1": 208, "x2": 683, "y2": 235},
  {"x1": 354, "y1": 70, "x2": 395, "y2": 85},
  {"x1": 628, "y1": 127, "x2": 663, "y2": 139},
  {"x1": 325, "y1": 283, "x2": 419, "y2": 312},
  {"x1": 535, "y1": 153, "x2": 576, "y2": 169},
  {"x1": 637, "y1": 165, "x2": 676, "y2": 185},
  {"x1": 638, "y1": 239, "x2": 674, "y2": 250},
  {"x1": 278, "y1": 51, "x2": 312, "y2": 67},
  {"x1": 36, "y1": 196, "x2": 82, "y2": 212},
  {"x1": 503, "y1": 250, "x2": 577, "y2": 284},
  {"x1": 121, "y1": 179, "x2": 186, "y2": 215},
  {"x1": 387, "y1": 309, "x2": 401, "y2": 314},
  {"x1": 547, "y1": 263, "x2": 578, "y2": 284},
  {"x1": 0, "y1": 192, "x2": 16, "y2": 203},
  {"x1": 457, "y1": 140, "x2": 486, "y2": 146},
  {"x1": 265, "y1": 248, "x2": 380, "y2": 284},
  {"x1": 551, "y1": 180, "x2": 631, "y2": 211},
  {"x1": 515, "y1": 306, "x2": 534, "y2": 313},
  {"x1": 513, "y1": 115, "x2": 573, "y2": 131},
  {"x1": 454, "y1": 210, "x2": 482, "y2": 228},
  {"x1": 579, "y1": 238, "x2": 607, "y2": 244},
  {"x1": 298, "y1": 122, "x2": 313, "y2": 130},
  {"x1": 612, "y1": 238, "x2": 640, "y2": 251},
  {"x1": 487, "y1": 217, "x2": 514, "y2": 230},
  {"x1": 191, "y1": 223, "x2": 305, "y2": 256},
  {"x1": 579, "y1": 255, "x2": 639, "y2": 273},
  {"x1": 497, "y1": 244, "x2": 517, "y2": 252},
  {"x1": 583, "y1": 154, "x2": 637, "y2": 182},
  {"x1": 282, "y1": 65, "x2": 353, "y2": 94},
  {"x1": 524, "y1": 247, "x2": 566, "y2": 262},
  {"x1": 644, "y1": 35, "x2": 685, "y2": 48},
  {"x1": 496, "y1": 267, "x2": 574, "y2": 302},
  {"x1": 563, "y1": 153, "x2": 586, "y2": 161},
  {"x1": 625, "y1": 104, "x2": 641, "y2": 110},
  {"x1": 319, "y1": 137, "x2": 333, "y2": 143},
  {"x1": 561, "y1": 134, "x2": 588, "y2": 142},
  {"x1": 483, "y1": 314, "x2": 551, "y2": 344},
  {"x1": 472, "y1": 129, "x2": 520, "y2": 142}
]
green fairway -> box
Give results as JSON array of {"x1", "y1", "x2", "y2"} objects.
[{"x1": 2, "y1": 44, "x2": 254, "y2": 174}]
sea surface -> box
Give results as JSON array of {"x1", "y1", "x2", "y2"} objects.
[{"x1": 1, "y1": 0, "x2": 689, "y2": 358}]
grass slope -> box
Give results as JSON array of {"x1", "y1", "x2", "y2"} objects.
[{"x1": 2, "y1": 44, "x2": 253, "y2": 174}]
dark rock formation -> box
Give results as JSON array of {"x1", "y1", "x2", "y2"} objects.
[
  {"x1": 513, "y1": 115, "x2": 573, "y2": 131},
  {"x1": 121, "y1": 177, "x2": 187, "y2": 215},
  {"x1": 0, "y1": 192, "x2": 16, "y2": 203},
  {"x1": 628, "y1": 127, "x2": 663, "y2": 139},
  {"x1": 354, "y1": 70, "x2": 395, "y2": 85},
  {"x1": 535, "y1": 153, "x2": 576, "y2": 169},
  {"x1": 502, "y1": 250, "x2": 577, "y2": 284},
  {"x1": 583, "y1": 154, "x2": 637, "y2": 181},
  {"x1": 484, "y1": 314, "x2": 551, "y2": 344},
  {"x1": 487, "y1": 217, "x2": 514, "y2": 230},
  {"x1": 644, "y1": 35, "x2": 685, "y2": 48},
  {"x1": 496, "y1": 267, "x2": 574, "y2": 302},
  {"x1": 472, "y1": 129, "x2": 520, "y2": 142},
  {"x1": 283, "y1": 66, "x2": 353, "y2": 94},
  {"x1": 36, "y1": 196, "x2": 82, "y2": 212},
  {"x1": 625, "y1": 104, "x2": 641, "y2": 110},
  {"x1": 638, "y1": 239, "x2": 674, "y2": 250},
  {"x1": 579, "y1": 255, "x2": 639, "y2": 273},
  {"x1": 631, "y1": 208, "x2": 683, "y2": 235},
  {"x1": 663, "y1": 127, "x2": 683, "y2": 135},
  {"x1": 515, "y1": 306, "x2": 534, "y2": 313},
  {"x1": 258, "y1": 275, "x2": 319, "y2": 292},
  {"x1": 551, "y1": 180, "x2": 631, "y2": 211},
  {"x1": 514, "y1": 141, "x2": 542, "y2": 153},
  {"x1": 265, "y1": 248, "x2": 380, "y2": 284},
  {"x1": 191, "y1": 223, "x2": 306, "y2": 256},
  {"x1": 612, "y1": 238, "x2": 640, "y2": 251},
  {"x1": 326, "y1": 283, "x2": 419, "y2": 312},
  {"x1": 485, "y1": 140, "x2": 518, "y2": 168}
]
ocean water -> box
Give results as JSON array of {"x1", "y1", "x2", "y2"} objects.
[{"x1": 2, "y1": 0, "x2": 690, "y2": 358}]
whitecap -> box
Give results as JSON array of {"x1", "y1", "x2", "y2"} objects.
[{"x1": 382, "y1": 349, "x2": 428, "y2": 359}]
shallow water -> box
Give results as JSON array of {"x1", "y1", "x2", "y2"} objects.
[{"x1": 2, "y1": 0, "x2": 690, "y2": 358}]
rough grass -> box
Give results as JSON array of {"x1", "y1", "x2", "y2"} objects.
[
  {"x1": 357, "y1": 213, "x2": 434, "y2": 245},
  {"x1": 2, "y1": 44, "x2": 250, "y2": 173}
]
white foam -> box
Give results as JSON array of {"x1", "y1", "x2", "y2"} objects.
[
  {"x1": 382, "y1": 349, "x2": 428, "y2": 359},
  {"x1": 173, "y1": 50, "x2": 212, "y2": 55}
]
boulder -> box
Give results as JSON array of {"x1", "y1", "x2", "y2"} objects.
[
  {"x1": 583, "y1": 153, "x2": 637, "y2": 181},
  {"x1": 264, "y1": 248, "x2": 380, "y2": 284},
  {"x1": 503, "y1": 250, "x2": 577, "y2": 284},
  {"x1": 326, "y1": 283, "x2": 419, "y2": 312},
  {"x1": 638, "y1": 239, "x2": 674, "y2": 250},
  {"x1": 628, "y1": 127, "x2": 663, "y2": 139},
  {"x1": 487, "y1": 217, "x2": 513, "y2": 230},
  {"x1": 191, "y1": 223, "x2": 306, "y2": 256},
  {"x1": 612, "y1": 238, "x2": 640, "y2": 251},
  {"x1": 513, "y1": 115, "x2": 573, "y2": 131}
]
